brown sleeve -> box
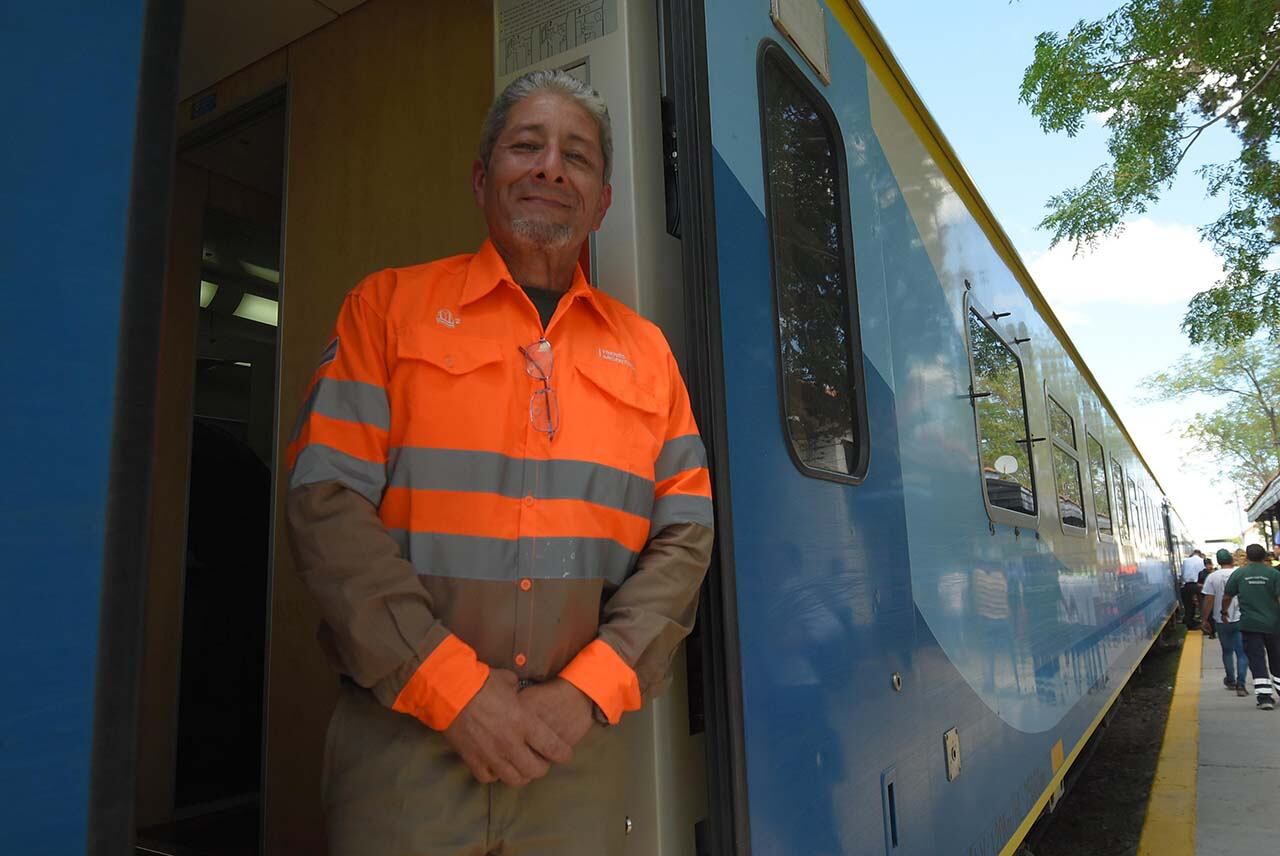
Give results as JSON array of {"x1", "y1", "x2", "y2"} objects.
[
  {"x1": 286, "y1": 480, "x2": 489, "y2": 729},
  {"x1": 560, "y1": 521, "x2": 713, "y2": 721},
  {"x1": 605, "y1": 522, "x2": 714, "y2": 700}
]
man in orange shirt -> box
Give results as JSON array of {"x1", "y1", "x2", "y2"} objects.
[{"x1": 286, "y1": 69, "x2": 714, "y2": 855}]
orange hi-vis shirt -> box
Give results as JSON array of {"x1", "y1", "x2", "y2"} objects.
[{"x1": 287, "y1": 240, "x2": 714, "y2": 729}]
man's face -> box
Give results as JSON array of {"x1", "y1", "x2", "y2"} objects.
[{"x1": 474, "y1": 92, "x2": 612, "y2": 255}]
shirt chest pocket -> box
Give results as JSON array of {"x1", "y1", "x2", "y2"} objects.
[
  {"x1": 392, "y1": 327, "x2": 508, "y2": 433},
  {"x1": 573, "y1": 357, "x2": 663, "y2": 465}
]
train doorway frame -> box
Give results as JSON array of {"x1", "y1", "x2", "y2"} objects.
[{"x1": 661, "y1": 0, "x2": 751, "y2": 853}]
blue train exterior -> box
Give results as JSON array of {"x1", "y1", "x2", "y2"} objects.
[
  {"x1": 698, "y1": 2, "x2": 1182, "y2": 854},
  {"x1": 4, "y1": 1, "x2": 1185, "y2": 854}
]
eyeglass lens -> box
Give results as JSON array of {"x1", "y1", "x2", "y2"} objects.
[
  {"x1": 524, "y1": 339, "x2": 553, "y2": 381},
  {"x1": 530, "y1": 387, "x2": 560, "y2": 434}
]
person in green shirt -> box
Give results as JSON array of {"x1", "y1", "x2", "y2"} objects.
[{"x1": 1222, "y1": 543, "x2": 1280, "y2": 710}]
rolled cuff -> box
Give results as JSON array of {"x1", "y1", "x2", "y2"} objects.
[
  {"x1": 391, "y1": 634, "x2": 490, "y2": 730},
  {"x1": 559, "y1": 639, "x2": 642, "y2": 725}
]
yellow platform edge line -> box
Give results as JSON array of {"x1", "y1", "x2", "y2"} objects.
[{"x1": 1136, "y1": 630, "x2": 1201, "y2": 855}]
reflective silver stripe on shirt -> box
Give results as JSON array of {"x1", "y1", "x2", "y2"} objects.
[
  {"x1": 654, "y1": 434, "x2": 708, "y2": 483},
  {"x1": 290, "y1": 444, "x2": 386, "y2": 505},
  {"x1": 648, "y1": 493, "x2": 714, "y2": 536},
  {"x1": 291, "y1": 378, "x2": 391, "y2": 442},
  {"x1": 387, "y1": 448, "x2": 655, "y2": 519},
  {"x1": 386, "y1": 529, "x2": 638, "y2": 586}
]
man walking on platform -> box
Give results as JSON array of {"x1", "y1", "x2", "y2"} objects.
[
  {"x1": 1180, "y1": 549, "x2": 1205, "y2": 628},
  {"x1": 1222, "y1": 544, "x2": 1280, "y2": 710},
  {"x1": 1201, "y1": 549, "x2": 1248, "y2": 696}
]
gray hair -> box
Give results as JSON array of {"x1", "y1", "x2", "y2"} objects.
[{"x1": 479, "y1": 69, "x2": 613, "y2": 183}]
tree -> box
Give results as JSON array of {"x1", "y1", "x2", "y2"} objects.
[
  {"x1": 1019, "y1": 0, "x2": 1280, "y2": 346},
  {"x1": 1184, "y1": 410, "x2": 1278, "y2": 488},
  {"x1": 1142, "y1": 340, "x2": 1280, "y2": 490}
]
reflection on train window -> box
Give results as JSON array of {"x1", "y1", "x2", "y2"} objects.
[
  {"x1": 1087, "y1": 433, "x2": 1113, "y2": 535},
  {"x1": 760, "y1": 45, "x2": 866, "y2": 479},
  {"x1": 1129, "y1": 478, "x2": 1141, "y2": 544},
  {"x1": 1047, "y1": 395, "x2": 1085, "y2": 530},
  {"x1": 1048, "y1": 397, "x2": 1076, "y2": 448},
  {"x1": 1147, "y1": 497, "x2": 1156, "y2": 545},
  {"x1": 967, "y1": 310, "x2": 1036, "y2": 516},
  {"x1": 1112, "y1": 458, "x2": 1130, "y2": 542},
  {"x1": 1146, "y1": 486, "x2": 1157, "y2": 539}
]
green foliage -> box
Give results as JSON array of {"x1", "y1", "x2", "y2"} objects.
[
  {"x1": 1184, "y1": 410, "x2": 1278, "y2": 487},
  {"x1": 969, "y1": 312, "x2": 1037, "y2": 511},
  {"x1": 1020, "y1": 0, "x2": 1280, "y2": 345},
  {"x1": 1142, "y1": 339, "x2": 1280, "y2": 490}
]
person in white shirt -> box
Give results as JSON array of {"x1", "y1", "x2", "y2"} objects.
[
  {"x1": 1180, "y1": 550, "x2": 1205, "y2": 629},
  {"x1": 1201, "y1": 549, "x2": 1250, "y2": 696}
]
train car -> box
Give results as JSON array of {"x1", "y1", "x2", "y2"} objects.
[{"x1": 6, "y1": 1, "x2": 1186, "y2": 854}]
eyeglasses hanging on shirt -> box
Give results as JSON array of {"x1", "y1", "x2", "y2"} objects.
[{"x1": 519, "y1": 338, "x2": 560, "y2": 440}]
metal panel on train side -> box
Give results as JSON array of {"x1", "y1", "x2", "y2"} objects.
[
  {"x1": 701, "y1": 1, "x2": 1174, "y2": 853},
  {"x1": 0, "y1": 2, "x2": 166, "y2": 853}
]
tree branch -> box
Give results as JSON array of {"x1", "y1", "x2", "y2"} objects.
[
  {"x1": 1087, "y1": 54, "x2": 1160, "y2": 76},
  {"x1": 1170, "y1": 55, "x2": 1280, "y2": 177},
  {"x1": 1201, "y1": 383, "x2": 1254, "y2": 397}
]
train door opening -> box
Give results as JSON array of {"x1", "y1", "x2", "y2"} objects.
[
  {"x1": 135, "y1": 100, "x2": 286, "y2": 856},
  {"x1": 129, "y1": 1, "x2": 721, "y2": 852}
]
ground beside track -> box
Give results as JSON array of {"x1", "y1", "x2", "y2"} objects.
[{"x1": 1029, "y1": 626, "x2": 1187, "y2": 856}]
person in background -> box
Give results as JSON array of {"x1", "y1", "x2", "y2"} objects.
[
  {"x1": 1180, "y1": 549, "x2": 1205, "y2": 629},
  {"x1": 1198, "y1": 556, "x2": 1216, "y2": 639},
  {"x1": 1222, "y1": 544, "x2": 1280, "y2": 710},
  {"x1": 1201, "y1": 549, "x2": 1248, "y2": 696}
]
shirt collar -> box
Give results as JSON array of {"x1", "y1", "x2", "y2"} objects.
[{"x1": 459, "y1": 238, "x2": 617, "y2": 334}]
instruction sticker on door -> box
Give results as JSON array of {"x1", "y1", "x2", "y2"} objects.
[{"x1": 497, "y1": 0, "x2": 618, "y2": 77}]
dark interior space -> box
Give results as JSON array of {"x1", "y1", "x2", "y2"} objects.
[{"x1": 137, "y1": 101, "x2": 284, "y2": 856}]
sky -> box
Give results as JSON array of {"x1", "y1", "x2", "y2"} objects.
[{"x1": 858, "y1": 0, "x2": 1250, "y2": 545}]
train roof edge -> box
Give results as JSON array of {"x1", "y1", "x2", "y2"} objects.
[{"x1": 831, "y1": 0, "x2": 1176, "y2": 506}]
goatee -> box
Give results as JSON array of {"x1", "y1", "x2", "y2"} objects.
[{"x1": 511, "y1": 218, "x2": 575, "y2": 248}]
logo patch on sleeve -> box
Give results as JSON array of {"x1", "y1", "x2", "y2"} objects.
[{"x1": 318, "y1": 337, "x2": 339, "y2": 366}]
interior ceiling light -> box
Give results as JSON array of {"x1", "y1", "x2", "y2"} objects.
[
  {"x1": 240, "y1": 261, "x2": 280, "y2": 284},
  {"x1": 234, "y1": 294, "x2": 279, "y2": 327},
  {"x1": 199, "y1": 280, "x2": 218, "y2": 308}
]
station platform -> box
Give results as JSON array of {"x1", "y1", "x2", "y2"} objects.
[{"x1": 1138, "y1": 630, "x2": 1280, "y2": 854}]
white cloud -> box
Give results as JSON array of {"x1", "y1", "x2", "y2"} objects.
[{"x1": 1028, "y1": 219, "x2": 1224, "y2": 307}]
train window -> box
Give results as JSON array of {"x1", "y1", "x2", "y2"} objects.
[
  {"x1": 1048, "y1": 398, "x2": 1076, "y2": 448},
  {"x1": 759, "y1": 43, "x2": 867, "y2": 481},
  {"x1": 1140, "y1": 493, "x2": 1149, "y2": 542},
  {"x1": 1128, "y1": 478, "x2": 1141, "y2": 544},
  {"x1": 1086, "y1": 433, "x2": 1113, "y2": 536},
  {"x1": 1112, "y1": 458, "x2": 1130, "y2": 542},
  {"x1": 1047, "y1": 395, "x2": 1085, "y2": 531},
  {"x1": 965, "y1": 303, "x2": 1037, "y2": 520}
]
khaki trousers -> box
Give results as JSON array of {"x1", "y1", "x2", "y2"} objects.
[{"x1": 323, "y1": 682, "x2": 629, "y2": 856}]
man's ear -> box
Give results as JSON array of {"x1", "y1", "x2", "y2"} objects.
[
  {"x1": 472, "y1": 159, "x2": 487, "y2": 209},
  {"x1": 591, "y1": 183, "x2": 613, "y2": 231}
]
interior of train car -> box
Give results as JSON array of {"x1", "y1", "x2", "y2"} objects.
[{"x1": 133, "y1": 2, "x2": 715, "y2": 854}]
